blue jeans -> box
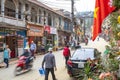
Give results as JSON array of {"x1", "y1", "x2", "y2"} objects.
[
  {"x1": 4, "y1": 58, "x2": 9, "y2": 68},
  {"x1": 25, "y1": 57, "x2": 31, "y2": 69}
]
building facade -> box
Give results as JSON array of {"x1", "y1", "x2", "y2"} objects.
[{"x1": 0, "y1": 0, "x2": 72, "y2": 60}]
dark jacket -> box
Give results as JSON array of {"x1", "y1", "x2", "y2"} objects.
[{"x1": 21, "y1": 51, "x2": 31, "y2": 57}]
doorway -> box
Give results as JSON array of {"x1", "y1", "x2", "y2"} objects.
[{"x1": 6, "y1": 36, "x2": 18, "y2": 58}]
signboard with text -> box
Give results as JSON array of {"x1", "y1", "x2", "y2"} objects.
[{"x1": 27, "y1": 23, "x2": 44, "y2": 36}]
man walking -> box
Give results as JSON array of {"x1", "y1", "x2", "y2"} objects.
[
  {"x1": 63, "y1": 45, "x2": 71, "y2": 66},
  {"x1": 30, "y1": 41, "x2": 36, "y2": 59},
  {"x1": 42, "y1": 48, "x2": 57, "y2": 80}
]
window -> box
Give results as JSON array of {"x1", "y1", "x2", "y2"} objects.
[
  {"x1": 59, "y1": 17, "x2": 61, "y2": 26},
  {"x1": 18, "y1": 2, "x2": 22, "y2": 19},
  {"x1": 39, "y1": 10, "x2": 41, "y2": 23},
  {"x1": 5, "y1": 0, "x2": 15, "y2": 17},
  {"x1": 48, "y1": 14, "x2": 51, "y2": 26}
]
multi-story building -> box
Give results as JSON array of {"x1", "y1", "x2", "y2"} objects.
[{"x1": 0, "y1": 0, "x2": 72, "y2": 60}]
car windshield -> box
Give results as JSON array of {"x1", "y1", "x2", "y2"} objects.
[{"x1": 71, "y1": 48, "x2": 95, "y2": 60}]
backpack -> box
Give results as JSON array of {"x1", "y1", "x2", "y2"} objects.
[{"x1": 63, "y1": 47, "x2": 70, "y2": 57}]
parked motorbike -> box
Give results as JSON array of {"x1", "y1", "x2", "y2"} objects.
[{"x1": 14, "y1": 56, "x2": 34, "y2": 76}]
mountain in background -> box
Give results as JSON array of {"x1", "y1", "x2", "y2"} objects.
[{"x1": 75, "y1": 11, "x2": 94, "y2": 18}]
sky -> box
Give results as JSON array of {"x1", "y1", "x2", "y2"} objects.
[{"x1": 38, "y1": 0, "x2": 96, "y2": 12}]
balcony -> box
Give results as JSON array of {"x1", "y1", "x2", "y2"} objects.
[{"x1": 0, "y1": 15, "x2": 26, "y2": 28}]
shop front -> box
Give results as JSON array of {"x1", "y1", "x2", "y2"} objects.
[
  {"x1": 0, "y1": 35, "x2": 4, "y2": 63},
  {"x1": 27, "y1": 23, "x2": 44, "y2": 53},
  {"x1": 44, "y1": 26, "x2": 57, "y2": 51},
  {"x1": 0, "y1": 27, "x2": 26, "y2": 62},
  {"x1": 58, "y1": 30, "x2": 71, "y2": 47}
]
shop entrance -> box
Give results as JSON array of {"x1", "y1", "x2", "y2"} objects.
[
  {"x1": 28, "y1": 36, "x2": 43, "y2": 54},
  {"x1": 0, "y1": 27, "x2": 26, "y2": 59},
  {"x1": 6, "y1": 36, "x2": 18, "y2": 58}
]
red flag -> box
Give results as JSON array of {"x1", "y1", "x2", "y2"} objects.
[{"x1": 92, "y1": 0, "x2": 115, "y2": 41}]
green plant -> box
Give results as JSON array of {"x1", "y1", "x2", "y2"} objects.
[
  {"x1": 84, "y1": 62, "x2": 92, "y2": 77},
  {"x1": 109, "y1": 39, "x2": 116, "y2": 48},
  {"x1": 76, "y1": 62, "x2": 92, "y2": 80},
  {"x1": 76, "y1": 60, "x2": 102, "y2": 80},
  {"x1": 110, "y1": 12, "x2": 120, "y2": 40},
  {"x1": 107, "y1": 58, "x2": 120, "y2": 72},
  {"x1": 113, "y1": 0, "x2": 120, "y2": 9}
]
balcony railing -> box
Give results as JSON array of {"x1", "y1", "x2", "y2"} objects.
[{"x1": 0, "y1": 15, "x2": 25, "y2": 27}]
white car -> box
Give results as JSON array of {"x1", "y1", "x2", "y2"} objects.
[{"x1": 67, "y1": 48, "x2": 101, "y2": 77}]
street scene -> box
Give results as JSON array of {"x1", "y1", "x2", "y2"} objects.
[
  {"x1": 0, "y1": 38, "x2": 108, "y2": 80},
  {"x1": 0, "y1": 0, "x2": 120, "y2": 80}
]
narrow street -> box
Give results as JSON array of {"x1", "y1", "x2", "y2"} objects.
[
  {"x1": 0, "y1": 50, "x2": 75, "y2": 80},
  {"x1": 0, "y1": 38, "x2": 108, "y2": 80}
]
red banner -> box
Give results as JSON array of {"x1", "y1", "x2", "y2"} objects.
[{"x1": 44, "y1": 26, "x2": 50, "y2": 34}]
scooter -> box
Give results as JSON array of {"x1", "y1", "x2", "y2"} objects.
[{"x1": 14, "y1": 56, "x2": 34, "y2": 76}]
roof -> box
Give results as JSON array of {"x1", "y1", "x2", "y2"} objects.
[{"x1": 28, "y1": 0, "x2": 70, "y2": 19}]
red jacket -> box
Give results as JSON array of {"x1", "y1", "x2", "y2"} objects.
[{"x1": 63, "y1": 47, "x2": 70, "y2": 57}]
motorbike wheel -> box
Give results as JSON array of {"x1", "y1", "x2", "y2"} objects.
[{"x1": 14, "y1": 66, "x2": 22, "y2": 76}]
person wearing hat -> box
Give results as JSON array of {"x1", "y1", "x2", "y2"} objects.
[
  {"x1": 21, "y1": 47, "x2": 31, "y2": 69},
  {"x1": 42, "y1": 48, "x2": 57, "y2": 80},
  {"x1": 21, "y1": 47, "x2": 31, "y2": 57}
]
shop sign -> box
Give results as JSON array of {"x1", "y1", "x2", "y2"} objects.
[
  {"x1": 50, "y1": 27, "x2": 57, "y2": 34},
  {"x1": 30, "y1": 27, "x2": 41, "y2": 32},
  {"x1": 27, "y1": 24, "x2": 44, "y2": 36},
  {"x1": 44, "y1": 26, "x2": 57, "y2": 34},
  {"x1": 44, "y1": 26, "x2": 50, "y2": 34}
]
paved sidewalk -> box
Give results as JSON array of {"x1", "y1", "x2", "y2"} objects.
[{"x1": 0, "y1": 58, "x2": 18, "y2": 68}]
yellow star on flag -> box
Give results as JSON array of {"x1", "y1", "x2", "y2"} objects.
[{"x1": 94, "y1": 7, "x2": 99, "y2": 19}]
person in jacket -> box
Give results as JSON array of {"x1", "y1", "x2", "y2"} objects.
[
  {"x1": 42, "y1": 48, "x2": 57, "y2": 80},
  {"x1": 3, "y1": 45, "x2": 11, "y2": 68},
  {"x1": 63, "y1": 45, "x2": 71, "y2": 66},
  {"x1": 21, "y1": 47, "x2": 31, "y2": 69}
]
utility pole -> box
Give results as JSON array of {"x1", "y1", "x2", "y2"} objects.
[
  {"x1": 71, "y1": 0, "x2": 74, "y2": 40},
  {"x1": 71, "y1": 0, "x2": 74, "y2": 29}
]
